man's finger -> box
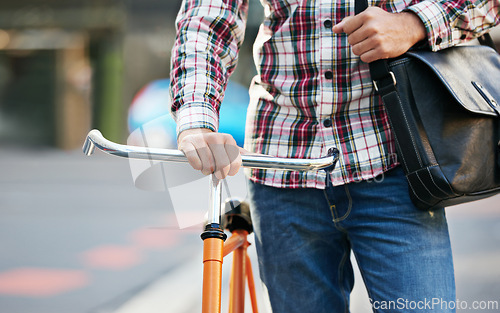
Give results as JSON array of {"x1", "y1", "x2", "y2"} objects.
[
  {"x1": 209, "y1": 142, "x2": 231, "y2": 179},
  {"x1": 226, "y1": 144, "x2": 242, "y2": 176},
  {"x1": 179, "y1": 141, "x2": 203, "y2": 171},
  {"x1": 358, "y1": 47, "x2": 384, "y2": 63},
  {"x1": 189, "y1": 136, "x2": 216, "y2": 175},
  {"x1": 197, "y1": 145, "x2": 216, "y2": 176},
  {"x1": 332, "y1": 15, "x2": 362, "y2": 35}
]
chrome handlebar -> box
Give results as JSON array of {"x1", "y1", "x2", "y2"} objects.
[
  {"x1": 83, "y1": 129, "x2": 338, "y2": 173},
  {"x1": 83, "y1": 129, "x2": 339, "y2": 226}
]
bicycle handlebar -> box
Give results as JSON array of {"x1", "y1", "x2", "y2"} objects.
[{"x1": 83, "y1": 129, "x2": 338, "y2": 172}]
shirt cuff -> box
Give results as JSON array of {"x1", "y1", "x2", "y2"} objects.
[
  {"x1": 407, "y1": 1, "x2": 455, "y2": 51},
  {"x1": 174, "y1": 102, "x2": 219, "y2": 136}
]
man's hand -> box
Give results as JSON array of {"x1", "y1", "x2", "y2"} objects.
[
  {"x1": 332, "y1": 7, "x2": 427, "y2": 63},
  {"x1": 177, "y1": 128, "x2": 243, "y2": 179}
]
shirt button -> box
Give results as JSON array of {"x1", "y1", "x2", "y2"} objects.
[
  {"x1": 323, "y1": 118, "x2": 333, "y2": 127},
  {"x1": 325, "y1": 71, "x2": 333, "y2": 79},
  {"x1": 323, "y1": 19, "x2": 333, "y2": 28}
]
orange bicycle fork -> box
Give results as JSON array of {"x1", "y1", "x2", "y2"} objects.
[{"x1": 201, "y1": 175, "x2": 259, "y2": 313}]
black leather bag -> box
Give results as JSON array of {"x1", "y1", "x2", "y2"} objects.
[
  {"x1": 354, "y1": 0, "x2": 500, "y2": 210},
  {"x1": 375, "y1": 46, "x2": 500, "y2": 210}
]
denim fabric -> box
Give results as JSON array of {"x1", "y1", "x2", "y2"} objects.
[{"x1": 247, "y1": 166, "x2": 455, "y2": 313}]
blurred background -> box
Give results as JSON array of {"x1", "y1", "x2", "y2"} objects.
[
  {"x1": 0, "y1": 1, "x2": 499, "y2": 313},
  {"x1": 0, "y1": 0, "x2": 264, "y2": 148}
]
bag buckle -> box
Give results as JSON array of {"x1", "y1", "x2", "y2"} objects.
[
  {"x1": 472, "y1": 81, "x2": 500, "y2": 115},
  {"x1": 373, "y1": 71, "x2": 396, "y2": 93}
]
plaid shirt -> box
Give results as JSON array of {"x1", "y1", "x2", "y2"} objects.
[{"x1": 170, "y1": 0, "x2": 499, "y2": 188}]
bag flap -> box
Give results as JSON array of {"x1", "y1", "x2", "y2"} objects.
[{"x1": 405, "y1": 46, "x2": 500, "y2": 117}]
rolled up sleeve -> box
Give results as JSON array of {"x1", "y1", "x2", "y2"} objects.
[
  {"x1": 170, "y1": 0, "x2": 249, "y2": 137},
  {"x1": 407, "y1": 0, "x2": 500, "y2": 51}
]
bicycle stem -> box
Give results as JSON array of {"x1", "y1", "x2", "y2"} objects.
[
  {"x1": 201, "y1": 175, "x2": 226, "y2": 241},
  {"x1": 208, "y1": 175, "x2": 223, "y2": 226}
]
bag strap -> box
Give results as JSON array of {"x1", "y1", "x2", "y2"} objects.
[
  {"x1": 353, "y1": 0, "x2": 419, "y2": 173},
  {"x1": 354, "y1": 0, "x2": 399, "y2": 95},
  {"x1": 478, "y1": 33, "x2": 498, "y2": 52}
]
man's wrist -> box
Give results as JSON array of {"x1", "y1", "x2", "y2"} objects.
[
  {"x1": 400, "y1": 11, "x2": 427, "y2": 48},
  {"x1": 177, "y1": 128, "x2": 214, "y2": 146}
]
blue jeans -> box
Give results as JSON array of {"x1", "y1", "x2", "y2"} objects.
[{"x1": 247, "y1": 167, "x2": 455, "y2": 313}]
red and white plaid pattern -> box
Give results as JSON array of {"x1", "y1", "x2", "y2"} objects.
[{"x1": 170, "y1": 0, "x2": 500, "y2": 188}]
